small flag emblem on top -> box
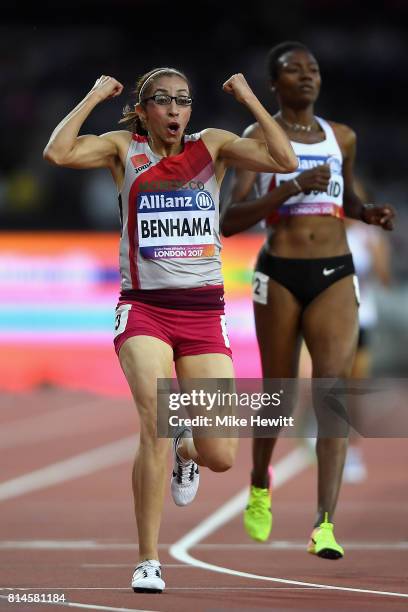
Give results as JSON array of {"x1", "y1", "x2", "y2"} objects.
[{"x1": 131, "y1": 154, "x2": 150, "y2": 170}]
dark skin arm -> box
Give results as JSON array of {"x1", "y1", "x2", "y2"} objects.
[
  {"x1": 333, "y1": 122, "x2": 395, "y2": 230},
  {"x1": 370, "y1": 229, "x2": 392, "y2": 287},
  {"x1": 221, "y1": 121, "x2": 396, "y2": 237}
]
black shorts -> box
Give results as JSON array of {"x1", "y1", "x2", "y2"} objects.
[{"x1": 253, "y1": 249, "x2": 358, "y2": 309}]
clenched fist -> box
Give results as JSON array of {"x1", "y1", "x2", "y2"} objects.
[
  {"x1": 296, "y1": 164, "x2": 331, "y2": 193},
  {"x1": 222, "y1": 73, "x2": 256, "y2": 104},
  {"x1": 90, "y1": 75, "x2": 124, "y2": 102}
]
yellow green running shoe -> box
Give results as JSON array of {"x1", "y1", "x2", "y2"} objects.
[
  {"x1": 243, "y1": 467, "x2": 273, "y2": 542},
  {"x1": 307, "y1": 513, "x2": 344, "y2": 560}
]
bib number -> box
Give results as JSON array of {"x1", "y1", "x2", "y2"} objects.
[
  {"x1": 252, "y1": 271, "x2": 269, "y2": 305},
  {"x1": 114, "y1": 304, "x2": 131, "y2": 338}
]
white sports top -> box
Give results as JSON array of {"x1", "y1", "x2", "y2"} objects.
[
  {"x1": 118, "y1": 132, "x2": 223, "y2": 290},
  {"x1": 255, "y1": 117, "x2": 344, "y2": 224}
]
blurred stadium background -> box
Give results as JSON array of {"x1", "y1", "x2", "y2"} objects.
[{"x1": 1, "y1": 0, "x2": 408, "y2": 395}]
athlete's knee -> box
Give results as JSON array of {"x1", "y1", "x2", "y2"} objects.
[
  {"x1": 139, "y1": 429, "x2": 168, "y2": 455},
  {"x1": 205, "y1": 443, "x2": 236, "y2": 472},
  {"x1": 207, "y1": 455, "x2": 234, "y2": 472},
  {"x1": 313, "y1": 362, "x2": 351, "y2": 379},
  {"x1": 131, "y1": 391, "x2": 159, "y2": 435},
  {"x1": 138, "y1": 411, "x2": 167, "y2": 450},
  {"x1": 133, "y1": 386, "x2": 158, "y2": 413}
]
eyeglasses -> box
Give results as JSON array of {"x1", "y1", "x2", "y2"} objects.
[{"x1": 142, "y1": 94, "x2": 193, "y2": 106}]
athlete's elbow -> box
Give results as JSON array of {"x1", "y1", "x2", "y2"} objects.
[
  {"x1": 286, "y1": 159, "x2": 299, "y2": 173},
  {"x1": 268, "y1": 149, "x2": 298, "y2": 174},
  {"x1": 279, "y1": 152, "x2": 298, "y2": 173},
  {"x1": 43, "y1": 146, "x2": 60, "y2": 165},
  {"x1": 221, "y1": 223, "x2": 234, "y2": 238},
  {"x1": 220, "y1": 215, "x2": 238, "y2": 238},
  {"x1": 42, "y1": 144, "x2": 69, "y2": 166}
]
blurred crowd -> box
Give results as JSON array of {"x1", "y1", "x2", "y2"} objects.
[{"x1": 0, "y1": 1, "x2": 407, "y2": 290}]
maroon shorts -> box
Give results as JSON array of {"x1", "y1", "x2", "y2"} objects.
[{"x1": 114, "y1": 300, "x2": 232, "y2": 360}]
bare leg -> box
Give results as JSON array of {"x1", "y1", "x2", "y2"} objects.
[
  {"x1": 119, "y1": 336, "x2": 173, "y2": 562},
  {"x1": 252, "y1": 279, "x2": 302, "y2": 488},
  {"x1": 302, "y1": 275, "x2": 359, "y2": 526},
  {"x1": 349, "y1": 337, "x2": 371, "y2": 440},
  {"x1": 175, "y1": 353, "x2": 238, "y2": 472}
]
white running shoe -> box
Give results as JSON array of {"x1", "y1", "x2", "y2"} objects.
[
  {"x1": 171, "y1": 425, "x2": 200, "y2": 506},
  {"x1": 131, "y1": 559, "x2": 165, "y2": 593}
]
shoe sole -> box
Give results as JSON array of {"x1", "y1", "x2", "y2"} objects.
[
  {"x1": 133, "y1": 587, "x2": 163, "y2": 593},
  {"x1": 249, "y1": 535, "x2": 270, "y2": 542},
  {"x1": 244, "y1": 527, "x2": 271, "y2": 542},
  {"x1": 308, "y1": 546, "x2": 343, "y2": 560},
  {"x1": 316, "y1": 547, "x2": 343, "y2": 560},
  {"x1": 244, "y1": 509, "x2": 272, "y2": 542}
]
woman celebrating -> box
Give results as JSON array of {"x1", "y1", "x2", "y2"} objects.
[
  {"x1": 43, "y1": 67, "x2": 296, "y2": 592},
  {"x1": 221, "y1": 42, "x2": 394, "y2": 559}
]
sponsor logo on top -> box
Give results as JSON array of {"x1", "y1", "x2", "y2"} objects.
[
  {"x1": 131, "y1": 154, "x2": 152, "y2": 173},
  {"x1": 296, "y1": 154, "x2": 342, "y2": 175},
  {"x1": 137, "y1": 190, "x2": 215, "y2": 212},
  {"x1": 195, "y1": 191, "x2": 214, "y2": 210},
  {"x1": 326, "y1": 155, "x2": 342, "y2": 175}
]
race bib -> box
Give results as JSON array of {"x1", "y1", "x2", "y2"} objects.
[
  {"x1": 114, "y1": 303, "x2": 131, "y2": 338},
  {"x1": 137, "y1": 190, "x2": 216, "y2": 259},
  {"x1": 353, "y1": 275, "x2": 361, "y2": 307},
  {"x1": 252, "y1": 271, "x2": 269, "y2": 305}
]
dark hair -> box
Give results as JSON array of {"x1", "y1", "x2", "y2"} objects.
[
  {"x1": 266, "y1": 41, "x2": 311, "y2": 82},
  {"x1": 119, "y1": 67, "x2": 191, "y2": 135}
]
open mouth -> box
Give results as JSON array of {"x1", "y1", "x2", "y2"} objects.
[
  {"x1": 299, "y1": 84, "x2": 314, "y2": 92},
  {"x1": 167, "y1": 122, "x2": 180, "y2": 136}
]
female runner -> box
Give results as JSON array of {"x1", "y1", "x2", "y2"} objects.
[
  {"x1": 43, "y1": 67, "x2": 297, "y2": 591},
  {"x1": 221, "y1": 42, "x2": 394, "y2": 559}
]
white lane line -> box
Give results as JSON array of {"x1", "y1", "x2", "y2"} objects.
[
  {"x1": 81, "y1": 564, "x2": 191, "y2": 569},
  {"x1": 0, "y1": 594, "x2": 158, "y2": 612},
  {"x1": 0, "y1": 398, "x2": 111, "y2": 450},
  {"x1": 170, "y1": 446, "x2": 408, "y2": 600},
  {"x1": 1, "y1": 540, "x2": 407, "y2": 552},
  {"x1": 0, "y1": 541, "x2": 146, "y2": 550},
  {"x1": 61, "y1": 605, "x2": 158, "y2": 612},
  {"x1": 165, "y1": 587, "x2": 322, "y2": 590},
  {"x1": 0, "y1": 436, "x2": 138, "y2": 502},
  {"x1": 0, "y1": 586, "x2": 322, "y2": 591},
  {"x1": 193, "y1": 542, "x2": 408, "y2": 551},
  {"x1": 170, "y1": 446, "x2": 310, "y2": 556}
]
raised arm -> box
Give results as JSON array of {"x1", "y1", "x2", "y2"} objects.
[
  {"x1": 220, "y1": 125, "x2": 300, "y2": 236},
  {"x1": 43, "y1": 75, "x2": 126, "y2": 169},
  {"x1": 204, "y1": 73, "x2": 297, "y2": 174}
]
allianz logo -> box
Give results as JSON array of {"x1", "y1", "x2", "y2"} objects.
[
  {"x1": 297, "y1": 155, "x2": 341, "y2": 174},
  {"x1": 138, "y1": 191, "x2": 215, "y2": 211}
]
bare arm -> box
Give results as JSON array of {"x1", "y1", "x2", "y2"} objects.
[
  {"x1": 220, "y1": 126, "x2": 300, "y2": 236},
  {"x1": 370, "y1": 231, "x2": 392, "y2": 287},
  {"x1": 43, "y1": 75, "x2": 125, "y2": 169},
  {"x1": 221, "y1": 172, "x2": 298, "y2": 236},
  {"x1": 340, "y1": 126, "x2": 367, "y2": 221},
  {"x1": 221, "y1": 123, "x2": 333, "y2": 237},
  {"x1": 209, "y1": 73, "x2": 297, "y2": 173},
  {"x1": 337, "y1": 123, "x2": 395, "y2": 230}
]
